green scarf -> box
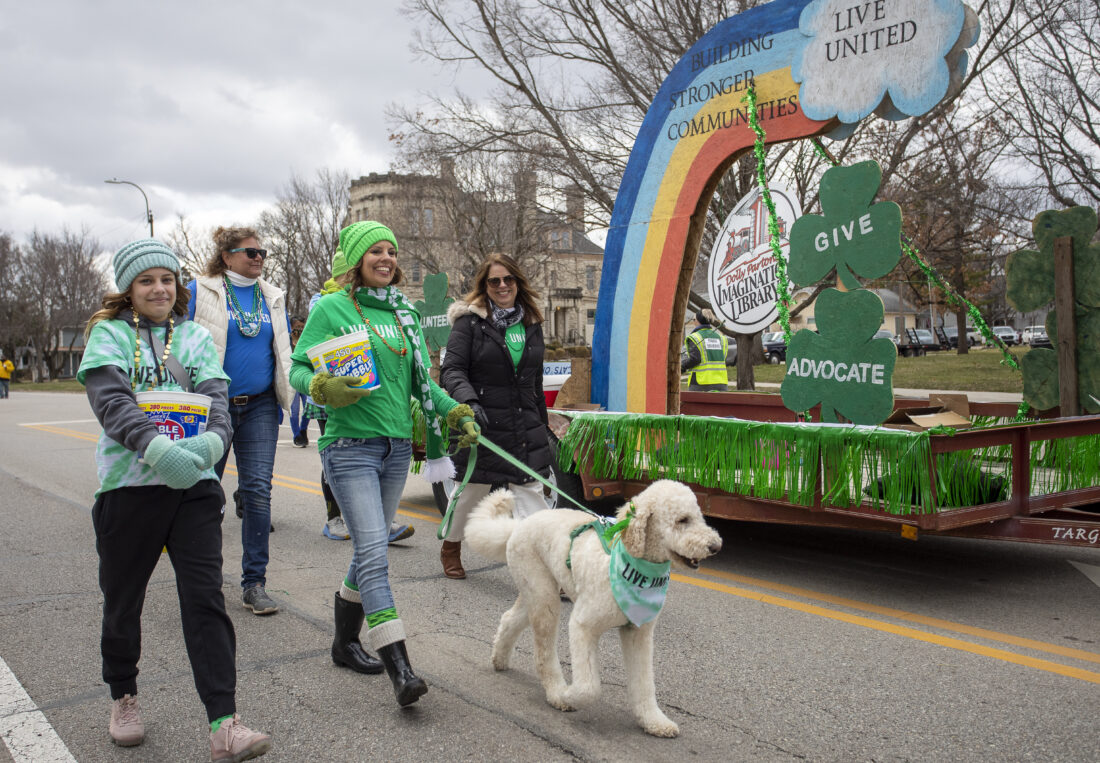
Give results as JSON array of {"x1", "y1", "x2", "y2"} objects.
[{"x1": 353, "y1": 285, "x2": 448, "y2": 468}]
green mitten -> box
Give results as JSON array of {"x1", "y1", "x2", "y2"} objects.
[
  {"x1": 143, "y1": 434, "x2": 204, "y2": 490},
  {"x1": 457, "y1": 419, "x2": 480, "y2": 449},
  {"x1": 309, "y1": 371, "x2": 372, "y2": 408},
  {"x1": 176, "y1": 432, "x2": 225, "y2": 470}
]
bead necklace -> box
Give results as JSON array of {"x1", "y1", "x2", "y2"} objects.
[
  {"x1": 131, "y1": 310, "x2": 174, "y2": 391},
  {"x1": 352, "y1": 296, "x2": 407, "y2": 383},
  {"x1": 352, "y1": 297, "x2": 408, "y2": 357},
  {"x1": 224, "y1": 276, "x2": 264, "y2": 337}
]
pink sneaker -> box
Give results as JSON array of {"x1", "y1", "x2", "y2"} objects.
[
  {"x1": 108, "y1": 694, "x2": 144, "y2": 747},
  {"x1": 209, "y1": 714, "x2": 271, "y2": 762}
]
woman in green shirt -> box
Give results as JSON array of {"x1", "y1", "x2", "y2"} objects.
[{"x1": 290, "y1": 221, "x2": 477, "y2": 706}]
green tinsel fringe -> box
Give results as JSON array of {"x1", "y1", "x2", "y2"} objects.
[
  {"x1": 557, "y1": 413, "x2": 1098, "y2": 516},
  {"x1": 557, "y1": 412, "x2": 935, "y2": 515}
]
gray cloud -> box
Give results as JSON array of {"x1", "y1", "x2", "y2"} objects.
[{"x1": 1, "y1": 1, "x2": 475, "y2": 249}]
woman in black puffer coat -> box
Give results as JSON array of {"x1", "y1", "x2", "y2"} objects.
[{"x1": 439, "y1": 254, "x2": 551, "y2": 579}]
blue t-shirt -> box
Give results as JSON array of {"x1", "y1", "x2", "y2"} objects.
[{"x1": 188, "y1": 280, "x2": 284, "y2": 397}]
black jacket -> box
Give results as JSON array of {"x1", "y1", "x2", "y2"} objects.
[{"x1": 440, "y1": 300, "x2": 551, "y2": 484}]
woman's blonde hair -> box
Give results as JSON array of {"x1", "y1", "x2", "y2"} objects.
[
  {"x1": 464, "y1": 253, "x2": 543, "y2": 325},
  {"x1": 204, "y1": 226, "x2": 261, "y2": 277},
  {"x1": 84, "y1": 276, "x2": 191, "y2": 338}
]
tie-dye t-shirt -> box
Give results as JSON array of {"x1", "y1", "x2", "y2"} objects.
[{"x1": 78, "y1": 318, "x2": 228, "y2": 495}]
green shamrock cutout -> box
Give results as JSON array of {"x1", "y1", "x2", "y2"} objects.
[
  {"x1": 414, "y1": 272, "x2": 455, "y2": 352},
  {"x1": 1006, "y1": 206, "x2": 1100, "y2": 414},
  {"x1": 781, "y1": 288, "x2": 897, "y2": 424},
  {"x1": 788, "y1": 161, "x2": 903, "y2": 290}
]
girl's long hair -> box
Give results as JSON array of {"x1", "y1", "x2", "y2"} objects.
[
  {"x1": 464, "y1": 253, "x2": 543, "y2": 325},
  {"x1": 84, "y1": 276, "x2": 191, "y2": 338}
]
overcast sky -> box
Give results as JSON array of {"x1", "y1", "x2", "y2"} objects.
[{"x1": 1, "y1": 1, "x2": 481, "y2": 251}]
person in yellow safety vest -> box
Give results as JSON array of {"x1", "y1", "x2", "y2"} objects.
[{"x1": 680, "y1": 309, "x2": 729, "y2": 391}]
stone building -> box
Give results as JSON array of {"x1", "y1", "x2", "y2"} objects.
[{"x1": 346, "y1": 166, "x2": 603, "y2": 346}]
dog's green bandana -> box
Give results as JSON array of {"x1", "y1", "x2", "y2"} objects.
[
  {"x1": 566, "y1": 504, "x2": 671, "y2": 627},
  {"x1": 608, "y1": 539, "x2": 670, "y2": 627}
]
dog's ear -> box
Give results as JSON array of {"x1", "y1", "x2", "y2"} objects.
[{"x1": 619, "y1": 500, "x2": 651, "y2": 558}]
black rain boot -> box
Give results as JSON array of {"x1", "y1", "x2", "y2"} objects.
[
  {"x1": 377, "y1": 641, "x2": 428, "y2": 706},
  {"x1": 331, "y1": 593, "x2": 384, "y2": 674}
]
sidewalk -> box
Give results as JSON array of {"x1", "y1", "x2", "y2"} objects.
[{"x1": 753, "y1": 381, "x2": 1022, "y2": 404}]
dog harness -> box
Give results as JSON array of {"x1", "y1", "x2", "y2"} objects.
[{"x1": 566, "y1": 504, "x2": 671, "y2": 627}]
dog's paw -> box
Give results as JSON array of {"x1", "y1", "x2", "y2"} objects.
[
  {"x1": 545, "y1": 690, "x2": 576, "y2": 712},
  {"x1": 490, "y1": 653, "x2": 510, "y2": 671},
  {"x1": 642, "y1": 717, "x2": 679, "y2": 738}
]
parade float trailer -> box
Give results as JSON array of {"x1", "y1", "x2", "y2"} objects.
[{"x1": 547, "y1": 0, "x2": 1100, "y2": 549}]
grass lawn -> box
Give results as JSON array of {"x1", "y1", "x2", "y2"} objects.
[
  {"x1": 749, "y1": 345, "x2": 1028, "y2": 393},
  {"x1": 11, "y1": 379, "x2": 86, "y2": 393}
]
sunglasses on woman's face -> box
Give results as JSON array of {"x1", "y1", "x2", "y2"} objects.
[
  {"x1": 229, "y1": 247, "x2": 268, "y2": 260},
  {"x1": 487, "y1": 275, "x2": 515, "y2": 287}
]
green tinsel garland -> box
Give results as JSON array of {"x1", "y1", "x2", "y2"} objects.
[
  {"x1": 557, "y1": 412, "x2": 1096, "y2": 515},
  {"x1": 743, "y1": 85, "x2": 795, "y2": 347},
  {"x1": 557, "y1": 411, "x2": 937, "y2": 515},
  {"x1": 808, "y1": 139, "x2": 1030, "y2": 422}
]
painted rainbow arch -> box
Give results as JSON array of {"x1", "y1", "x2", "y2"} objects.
[{"x1": 591, "y1": 0, "x2": 832, "y2": 413}]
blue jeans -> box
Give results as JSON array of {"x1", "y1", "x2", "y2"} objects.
[
  {"x1": 215, "y1": 392, "x2": 279, "y2": 589},
  {"x1": 289, "y1": 392, "x2": 306, "y2": 438},
  {"x1": 321, "y1": 437, "x2": 411, "y2": 615},
  {"x1": 0, "y1": 379, "x2": 8, "y2": 398}
]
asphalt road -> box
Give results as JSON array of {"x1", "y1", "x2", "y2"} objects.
[{"x1": 0, "y1": 391, "x2": 1097, "y2": 763}]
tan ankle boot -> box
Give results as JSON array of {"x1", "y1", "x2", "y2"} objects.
[{"x1": 440, "y1": 540, "x2": 466, "y2": 579}]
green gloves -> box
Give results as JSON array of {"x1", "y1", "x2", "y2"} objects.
[
  {"x1": 143, "y1": 434, "x2": 204, "y2": 489},
  {"x1": 176, "y1": 431, "x2": 225, "y2": 470},
  {"x1": 446, "y1": 404, "x2": 481, "y2": 449},
  {"x1": 457, "y1": 418, "x2": 480, "y2": 449},
  {"x1": 310, "y1": 371, "x2": 372, "y2": 408}
]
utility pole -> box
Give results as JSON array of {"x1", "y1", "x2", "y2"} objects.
[{"x1": 104, "y1": 178, "x2": 154, "y2": 237}]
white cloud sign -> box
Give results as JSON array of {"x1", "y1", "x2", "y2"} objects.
[{"x1": 792, "y1": 0, "x2": 978, "y2": 125}]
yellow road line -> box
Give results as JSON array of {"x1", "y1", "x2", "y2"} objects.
[
  {"x1": 24, "y1": 424, "x2": 98, "y2": 443},
  {"x1": 21, "y1": 423, "x2": 1098, "y2": 682},
  {"x1": 694, "y1": 566, "x2": 1100, "y2": 665},
  {"x1": 672, "y1": 573, "x2": 1100, "y2": 684}
]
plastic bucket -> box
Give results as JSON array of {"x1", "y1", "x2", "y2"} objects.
[
  {"x1": 306, "y1": 331, "x2": 381, "y2": 391},
  {"x1": 135, "y1": 391, "x2": 212, "y2": 441}
]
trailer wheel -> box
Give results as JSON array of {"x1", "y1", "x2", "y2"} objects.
[{"x1": 431, "y1": 429, "x2": 582, "y2": 515}]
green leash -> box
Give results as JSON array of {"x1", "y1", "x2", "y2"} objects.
[{"x1": 436, "y1": 435, "x2": 593, "y2": 540}]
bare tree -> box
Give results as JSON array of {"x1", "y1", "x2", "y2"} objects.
[
  {"x1": 982, "y1": 1, "x2": 1100, "y2": 209},
  {"x1": 163, "y1": 214, "x2": 212, "y2": 282},
  {"x1": 257, "y1": 168, "x2": 350, "y2": 316},
  {"x1": 0, "y1": 232, "x2": 28, "y2": 363},
  {"x1": 17, "y1": 229, "x2": 106, "y2": 380}
]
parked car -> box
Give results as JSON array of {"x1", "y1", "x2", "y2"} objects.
[
  {"x1": 1028, "y1": 327, "x2": 1052, "y2": 348},
  {"x1": 988, "y1": 326, "x2": 1019, "y2": 346},
  {"x1": 942, "y1": 326, "x2": 980, "y2": 348},
  {"x1": 1021, "y1": 325, "x2": 1045, "y2": 344},
  {"x1": 761, "y1": 331, "x2": 787, "y2": 364},
  {"x1": 872, "y1": 329, "x2": 897, "y2": 344}
]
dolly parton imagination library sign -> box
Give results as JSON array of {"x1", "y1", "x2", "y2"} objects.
[{"x1": 590, "y1": 0, "x2": 978, "y2": 413}]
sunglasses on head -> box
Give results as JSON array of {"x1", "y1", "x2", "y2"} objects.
[
  {"x1": 487, "y1": 275, "x2": 515, "y2": 287},
  {"x1": 229, "y1": 247, "x2": 268, "y2": 260}
]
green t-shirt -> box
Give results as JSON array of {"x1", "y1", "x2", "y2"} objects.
[
  {"x1": 78, "y1": 318, "x2": 229, "y2": 495},
  {"x1": 504, "y1": 323, "x2": 526, "y2": 369},
  {"x1": 290, "y1": 290, "x2": 460, "y2": 453}
]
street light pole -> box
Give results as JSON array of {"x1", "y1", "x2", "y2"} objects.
[{"x1": 104, "y1": 178, "x2": 154, "y2": 237}]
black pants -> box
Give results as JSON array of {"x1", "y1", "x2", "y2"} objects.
[
  {"x1": 319, "y1": 419, "x2": 341, "y2": 521},
  {"x1": 92, "y1": 480, "x2": 236, "y2": 722}
]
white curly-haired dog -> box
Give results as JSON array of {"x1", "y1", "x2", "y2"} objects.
[{"x1": 465, "y1": 479, "x2": 722, "y2": 737}]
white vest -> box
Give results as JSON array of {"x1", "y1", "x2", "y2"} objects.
[{"x1": 192, "y1": 274, "x2": 294, "y2": 410}]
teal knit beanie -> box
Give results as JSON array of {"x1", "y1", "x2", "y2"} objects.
[
  {"x1": 113, "y1": 239, "x2": 180, "y2": 292},
  {"x1": 340, "y1": 222, "x2": 397, "y2": 268}
]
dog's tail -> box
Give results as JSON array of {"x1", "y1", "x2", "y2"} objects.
[{"x1": 463, "y1": 488, "x2": 517, "y2": 563}]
